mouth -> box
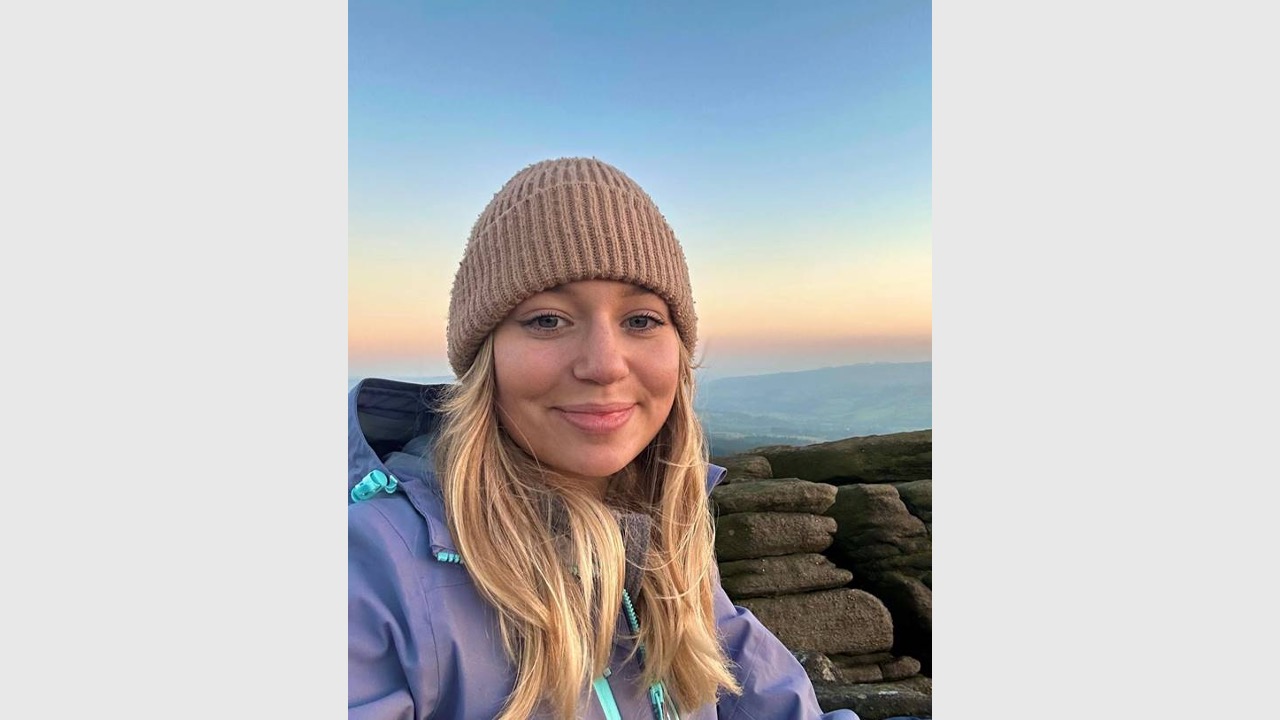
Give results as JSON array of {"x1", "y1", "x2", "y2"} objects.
[{"x1": 554, "y1": 404, "x2": 637, "y2": 434}]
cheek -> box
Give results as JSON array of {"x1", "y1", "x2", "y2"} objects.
[
  {"x1": 492, "y1": 332, "x2": 535, "y2": 412},
  {"x1": 493, "y1": 334, "x2": 560, "y2": 406},
  {"x1": 491, "y1": 337, "x2": 516, "y2": 403},
  {"x1": 643, "y1": 346, "x2": 682, "y2": 408}
]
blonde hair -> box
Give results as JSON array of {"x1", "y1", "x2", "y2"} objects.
[{"x1": 434, "y1": 336, "x2": 741, "y2": 718}]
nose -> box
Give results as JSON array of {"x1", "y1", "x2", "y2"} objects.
[{"x1": 572, "y1": 321, "x2": 629, "y2": 385}]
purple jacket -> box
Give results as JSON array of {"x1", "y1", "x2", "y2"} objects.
[{"x1": 349, "y1": 378, "x2": 858, "y2": 719}]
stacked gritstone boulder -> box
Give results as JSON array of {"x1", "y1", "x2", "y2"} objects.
[
  {"x1": 749, "y1": 430, "x2": 933, "y2": 679},
  {"x1": 824, "y1": 482, "x2": 932, "y2": 678},
  {"x1": 711, "y1": 473, "x2": 930, "y2": 720},
  {"x1": 713, "y1": 452, "x2": 775, "y2": 484}
]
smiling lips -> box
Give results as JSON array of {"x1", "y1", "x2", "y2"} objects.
[{"x1": 554, "y1": 404, "x2": 637, "y2": 433}]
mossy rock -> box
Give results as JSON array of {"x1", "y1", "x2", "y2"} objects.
[{"x1": 755, "y1": 430, "x2": 931, "y2": 484}]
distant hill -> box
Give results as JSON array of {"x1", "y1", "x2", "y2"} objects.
[{"x1": 694, "y1": 362, "x2": 931, "y2": 456}]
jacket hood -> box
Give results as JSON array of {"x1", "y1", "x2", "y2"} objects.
[
  {"x1": 348, "y1": 377, "x2": 728, "y2": 554},
  {"x1": 348, "y1": 377, "x2": 449, "y2": 492}
]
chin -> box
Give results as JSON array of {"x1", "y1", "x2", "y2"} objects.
[
  {"x1": 563, "y1": 454, "x2": 632, "y2": 480},
  {"x1": 552, "y1": 442, "x2": 652, "y2": 480}
]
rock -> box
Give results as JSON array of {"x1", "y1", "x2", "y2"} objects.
[
  {"x1": 719, "y1": 553, "x2": 852, "y2": 598},
  {"x1": 824, "y1": 653, "x2": 922, "y2": 683},
  {"x1": 797, "y1": 650, "x2": 921, "y2": 688},
  {"x1": 737, "y1": 588, "x2": 894, "y2": 655},
  {"x1": 866, "y1": 572, "x2": 933, "y2": 677},
  {"x1": 711, "y1": 479, "x2": 838, "y2": 515},
  {"x1": 710, "y1": 453, "x2": 773, "y2": 483},
  {"x1": 877, "y1": 655, "x2": 921, "y2": 682},
  {"x1": 756, "y1": 430, "x2": 931, "y2": 484},
  {"x1": 892, "y1": 479, "x2": 932, "y2": 531},
  {"x1": 715, "y1": 512, "x2": 837, "y2": 561},
  {"x1": 833, "y1": 651, "x2": 895, "y2": 664},
  {"x1": 825, "y1": 484, "x2": 931, "y2": 570},
  {"x1": 794, "y1": 651, "x2": 838, "y2": 684},
  {"x1": 812, "y1": 675, "x2": 932, "y2": 720}
]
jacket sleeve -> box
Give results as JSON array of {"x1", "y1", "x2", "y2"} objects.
[
  {"x1": 349, "y1": 501, "x2": 437, "y2": 720},
  {"x1": 714, "y1": 585, "x2": 859, "y2": 720}
]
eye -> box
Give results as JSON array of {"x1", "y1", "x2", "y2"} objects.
[
  {"x1": 520, "y1": 313, "x2": 566, "y2": 332},
  {"x1": 625, "y1": 313, "x2": 666, "y2": 331}
]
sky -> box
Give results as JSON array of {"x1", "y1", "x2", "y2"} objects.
[{"x1": 349, "y1": 0, "x2": 931, "y2": 382}]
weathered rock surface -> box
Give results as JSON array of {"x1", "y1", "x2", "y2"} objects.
[
  {"x1": 812, "y1": 675, "x2": 932, "y2": 720},
  {"x1": 892, "y1": 479, "x2": 932, "y2": 533},
  {"x1": 825, "y1": 483, "x2": 933, "y2": 678},
  {"x1": 828, "y1": 653, "x2": 921, "y2": 683},
  {"x1": 825, "y1": 484, "x2": 930, "y2": 569},
  {"x1": 715, "y1": 512, "x2": 836, "y2": 561},
  {"x1": 865, "y1": 572, "x2": 933, "y2": 677},
  {"x1": 794, "y1": 651, "x2": 840, "y2": 683},
  {"x1": 711, "y1": 431, "x2": 934, "y2": 714},
  {"x1": 710, "y1": 478, "x2": 838, "y2": 515},
  {"x1": 754, "y1": 430, "x2": 931, "y2": 484},
  {"x1": 736, "y1": 588, "x2": 893, "y2": 655},
  {"x1": 796, "y1": 651, "x2": 921, "y2": 684},
  {"x1": 710, "y1": 453, "x2": 774, "y2": 483},
  {"x1": 718, "y1": 553, "x2": 852, "y2": 598}
]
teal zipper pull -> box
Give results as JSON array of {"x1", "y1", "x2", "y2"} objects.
[
  {"x1": 650, "y1": 683, "x2": 666, "y2": 720},
  {"x1": 650, "y1": 681, "x2": 680, "y2": 720},
  {"x1": 350, "y1": 469, "x2": 398, "y2": 503},
  {"x1": 434, "y1": 550, "x2": 463, "y2": 564}
]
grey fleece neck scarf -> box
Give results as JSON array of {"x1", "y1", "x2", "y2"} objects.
[
  {"x1": 546, "y1": 497, "x2": 652, "y2": 601},
  {"x1": 611, "y1": 509, "x2": 652, "y2": 601}
]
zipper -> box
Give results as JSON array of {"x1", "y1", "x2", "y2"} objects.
[{"x1": 621, "y1": 587, "x2": 679, "y2": 720}]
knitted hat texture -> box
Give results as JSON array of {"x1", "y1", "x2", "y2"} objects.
[{"x1": 446, "y1": 157, "x2": 697, "y2": 376}]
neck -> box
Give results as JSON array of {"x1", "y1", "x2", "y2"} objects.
[{"x1": 555, "y1": 472, "x2": 609, "y2": 502}]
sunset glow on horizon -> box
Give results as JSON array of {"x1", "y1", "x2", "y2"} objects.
[{"x1": 350, "y1": 1, "x2": 932, "y2": 381}]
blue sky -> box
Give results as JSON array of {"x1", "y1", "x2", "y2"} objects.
[{"x1": 349, "y1": 0, "x2": 932, "y2": 380}]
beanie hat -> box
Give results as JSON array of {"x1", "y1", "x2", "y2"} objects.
[{"x1": 446, "y1": 157, "x2": 697, "y2": 377}]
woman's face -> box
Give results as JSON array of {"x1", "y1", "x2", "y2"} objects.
[{"x1": 492, "y1": 280, "x2": 681, "y2": 494}]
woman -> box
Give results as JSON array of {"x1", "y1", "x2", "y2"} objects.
[{"x1": 348, "y1": 157, "x2": 859, "y2": 719}]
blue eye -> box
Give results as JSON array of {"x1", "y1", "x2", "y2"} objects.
[
  {"x1": 521, "y1": 314, "x2": 565, "y2": 331},
  {"x1": 626, "y1": 314, "x2": 665, "y2": 331}
]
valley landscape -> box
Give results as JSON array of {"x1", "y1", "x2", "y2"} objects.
[{"x1": 694, "y1": 361, "x2": 932, "y2": 456}]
